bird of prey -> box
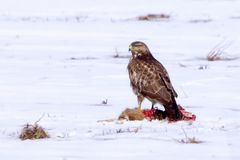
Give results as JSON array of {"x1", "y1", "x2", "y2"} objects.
[{"x1": 127, "y1": 41, "x2": 181, "y2": 120}]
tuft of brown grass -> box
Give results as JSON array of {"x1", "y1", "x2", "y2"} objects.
[
  {"x1": 176, "y1": 127, "x2": 203, "y2": 144},
  {"x1": 116, "y1": 127, "x2": 141, "y2": 134},
  {"x1": 19, "y1": 123, "x2": 50, "y2": 140},
  {"x1": 207, "y1": 51, "x2": 223, "y2": 61},
  {"x1": 206, "y1": 42, "x2": 238, "y2": 61},
  {"x1": 207, "y1": 50, "x2": 238, "y2": 61},
  {"x1": 138, "y1": 14, "x2": 170, "y2": 21},
  {"x1": 178, "y1": 136, "x2": 203, "y2": 144}
]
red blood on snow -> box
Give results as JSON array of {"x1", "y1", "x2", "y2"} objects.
[
  {"x1": 178, "y1": 105, "x2": 196, "y2": 121},
  {"x1": 142, "y1": 109, "x2": 156, "y2": 121},
  {"x1": 142, "y1": 105, "x2": 196, "y2": 122}
]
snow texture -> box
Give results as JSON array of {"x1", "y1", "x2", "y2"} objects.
[{"x1": 0, "y1": 0, "x2": 240, "y2": 159}]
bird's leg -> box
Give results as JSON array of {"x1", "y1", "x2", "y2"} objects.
[
  {"x1": 137, "y1": 95, "x2": 144, "y2": 110},
  {"x1": 151, "y1": 103, "x2": 155, "y2": 109}
]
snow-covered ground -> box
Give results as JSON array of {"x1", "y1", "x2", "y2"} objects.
[{"x1": 0, "y1": 0, "x2": 240, "y2": 159}]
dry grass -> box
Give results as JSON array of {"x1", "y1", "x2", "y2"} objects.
[
  {"x1": 198, "y1": 65, "x2": 208, "y2": 70},
  {"x1": 189, "y1": 19, "x2": 212, "y2": 23},
  {"x1": 206, "y1": 42, "x2": 238, "y2": 61},
  {"x1": 176, "y1": 127, "x2": 203, "y2": 144},
  {"x1": 138, "y1": 14, "x2": 170, "y2": 21},
  {"x1": 207, "y1": 50, "x2": 224, "y2": 61},
  {"x1": 100, "y1": 126, "x2": 142, "y2": 136},
  {"x1": 91, "y1": 99, "x2": 112, "y2": 107},
  {"x1": 69, "y1": 57, "x2": 97, "y2": 60},
  {"x1": 179, "y1": 63, "x2": 188, "y2": 68},
  {"x1": 178, "y1": 136, "x2": 203, "y2": 144},
  {"x1": 113, "y1": 48, "x2": 130, "y2": 59},
  {"x1": 116, "y1": 127, "x2": 141, "y2": 134},
  {"x1": 207, "y1": 51, "x2": 238, "y2": 61},
  {"x1": 19, "y1": 114, "x2": 49, "y2": 140},
  {"x1": 97, "y1": 118, "x2": 116, "y2": 123},
  {"x1": 19, "y1": 123, "x2": 49, "y2": 140},
  {"x1": 101, "y1": 99, "x2": 108, "y2": 105}
]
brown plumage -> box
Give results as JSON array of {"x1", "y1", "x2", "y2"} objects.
[{"x1": 127, "y1": 41, "x2": 181, "y2": 120}]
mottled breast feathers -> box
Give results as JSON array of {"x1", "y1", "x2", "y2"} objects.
[{"x1": 127, "y1": 51, "x2": 177, "y2": 105}]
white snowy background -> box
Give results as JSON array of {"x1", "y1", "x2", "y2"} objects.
[{"x1": 0, "y1": 0, "x2": 240, "y2": 159}]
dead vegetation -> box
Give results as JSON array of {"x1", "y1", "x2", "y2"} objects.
[
  {"x1": 178, "y1": 136, "x2": 202, "y2": 144},
  {"x1": 207, "y1": 50, "x2": 224, "y2": 61},
  {"x1": 69, "y1": 57, "x2": 97, "y2": 60},
  {"x1": 97, "y1": 118, "x2": 116, "y2": 123},
  {"x1": 189, "y1": 19, "x2": 212, "y2": 23},
  {"x1": 198, "y1": 65, "x2": 208, "y2": 70},
  {"x1": 206, "y1": 42, "x2": 238, "y2": 61},
  {"x1": 6, "y1": 15, "x2": 88, "y2": 23},
  {"x1": 206, "y1": 49, "x2": 238, "y2": 61},
  {"x1": 19, "y1": 114, "x2": 49, "y2": 140},
  {"x1": 113, "y1": 48, "x2": 130, "y2": 59},
  {"x1": 206, "y1": 51, "x2": 238, "y2": 61},
  {"x1": 101, "y1": 126, "x2": 142, "y2": 136},
  {"x1": 116, "y1": 127, "x2": 141, "y2": 134},
  {"x1": 91, "y1": 99, "x2": 112, "y2": 107},
  {"x1": 179, "y1": 63, "x2": 188, "y2": 68},
  {"x1": 176, "y1": 127, "x2": 203, "y2": 144},
  {"x1": 101, "y1": 99, "x2": 108, "y2": 105},
  {"x1": 137, "y1": 14, "x2": 170, "y2": 21},
  {"x1": 19, "y1": 123, "x2": 49, "y2": 140}
]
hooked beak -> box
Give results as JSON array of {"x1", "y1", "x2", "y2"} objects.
[{"x1": 128, "y1": 45, "x2": 132, "y2": 52}]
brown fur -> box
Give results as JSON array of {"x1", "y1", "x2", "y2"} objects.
[{"x1": 118, "y1": 108, "x2": 145, "y2": 121}]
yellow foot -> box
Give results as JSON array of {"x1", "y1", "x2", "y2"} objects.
[{"x1": 137, "y1": 106, "x2": 142, "y2": 110}]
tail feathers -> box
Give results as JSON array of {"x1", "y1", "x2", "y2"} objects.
[{"x1": 164, "y1": 95, "x2": 182, "y2": 120}]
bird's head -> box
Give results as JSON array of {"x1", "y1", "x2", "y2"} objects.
[{"x1": 128, "y1": 41, "x2": 151, "y2": 58}]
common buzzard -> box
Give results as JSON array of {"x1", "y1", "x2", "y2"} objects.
[{"x1": 127, "y1": 41, "x2": 181, "y2": 120}]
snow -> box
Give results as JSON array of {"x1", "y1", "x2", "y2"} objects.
[{"x1": 0, "y1": 0, "x2": 240, "y2": 159}]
